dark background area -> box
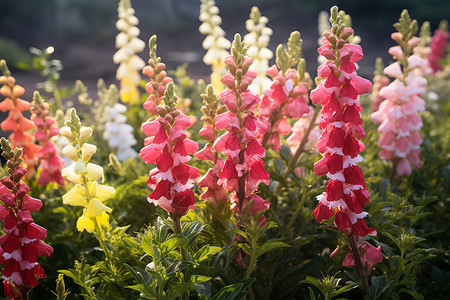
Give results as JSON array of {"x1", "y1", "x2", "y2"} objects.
[{"x1": 0, "y1": 0, "x2": 449, "y2": 102}]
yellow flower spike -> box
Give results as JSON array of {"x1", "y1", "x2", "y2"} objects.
[
  {"x1": 62, "y1": 184, "x2": 87, "y2": 206},
  {"x1": 85, "y1": 198, "x2": 112, "y2": 217},
  {"x1": 96, "y1": 184, "x2": 116, "y2": 202},
  {"x1": 81, "y1": 143, "x2": 97, "y2": 162},
  {"x1": 62, "y1": 144, "x2": 78, "y2": 161},
  {"x1": 77, "y1": 211, "x2": 95, "y2": 233},
  {"x1": 86, "y1": 163, "x2": 104, "y2": 182},
  {"x1": 61, "y1": 163, "x2": 83, "y2": 184}
]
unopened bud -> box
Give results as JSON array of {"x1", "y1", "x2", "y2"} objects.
[
  {"x1": 79, "y1": 126, "x2": 93, "y2": 143},
  {"x1": 81, "y1": 143, "x2": 97, "y2": 162},
  {"x1": 60, "y1": 126, "x2": 75, "y2": 141}
]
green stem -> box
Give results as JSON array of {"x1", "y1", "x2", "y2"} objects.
[
  {"x1": 272, "y1": 104, "x2": 321, "y2": 204},
  {"x1": 285, "y1": 191, "x2": 308, "y2": 236},
  {"x1": 171, "y1": 214, "x2": 189, "y2": 300},
  {"x1": 243, "y1": 246, "x2": 258, "y2": 300},
  {"x1": 347, "y1": 233, "x2": 369, "y2": 292}
]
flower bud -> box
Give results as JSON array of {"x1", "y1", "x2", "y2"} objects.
[
  {"x1": 63, "y1": 145, "x2": 79, "y2": 161},
  {"x1": 81, "y1": 143, "x2": 97, "y2": 162},
  {"x1": 60, "y1": 126, "x2": 75, "y2": 141},
  {"x1": 79, "y1": 126, "x2": 93, "y2": 143},
  {"x1": 13, "y1": 166, "x2": 28, "y2": 182}
]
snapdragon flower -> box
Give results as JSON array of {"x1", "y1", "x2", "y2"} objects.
[
  {"x1": 142, "y1": 36, "x2": 173, "y2": 115},
  {"x1": 140, "y1": 83, "x2": 200, "y2": 217},
  {"x1": 196, "y1": 85, "x2": 228, "y2": 205},
  {"x1": 30, "y1": 92, "x2": 65, "y2": 186},
  {"x1": 371, "y1": 58, "x2": 390, "y2": 112},
  {"x1": 199, "y1": 0, "x2": 231, "y2": 91},
  {"x1": 60, "y1": 109, "x2": 115, "y2": 233},
  {"x1": 311, "y1": 7, "x2": 375, "y2": 239},
  {"x1": 311, "y1": 6, "x2": 380, "y2": 284},
  {"x1": 102, "y1": 103, "x2": 137, "y2": 161},
  {"x1": 244, "y1": 7, "x2": 273, "y2": 95},
  {"x1": 214, "y1": 34, "x2": 270, "y2": 220},
  {"x1": 113, "y1": 0, "x2": 146, "y2": 104},
  {"x1": 428, "y1": 21, "x2": 449, "y2": 73},
  {"x1": 371, "y1": 11, "x2": 427, "y2": 176},
  {"x1": 0, "y1": 60, "x2": 40, "y2": 177},
  {"x1": 0, "y1": 138, "x2": 53, "y2": 299}
]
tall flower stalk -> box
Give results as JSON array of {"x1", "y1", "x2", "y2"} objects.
[
  {"x1": 196, "y1": 85, "x2": 228, "y2": 205},
  {"x1": 0, "y1": 60, "x2": 40, "y2": 178},
  {"x1": 113, "y1": 0, "x2": 146, "y2": 104},
  {"x1": 30, "y1": 91, "x2": 65, "y2": 186},
  {"x1": 310, "y1": 6, "x2": 380, "y2": 289},
  {"x1": 371, "y1": 10, "x2": 427, "y2": 176},
  {"x1": 0, "y1": 138, "x2": 53, "y2": 299},
  {"x1": 214, "y1": 34, "x2": 270, "y2": 219},
  {"x1": 60, "y1": 109, "x2": 115, "y2": 260},
  {"x1": 258, "y1": 31, "x2": 311, "y2": 152},
  {"x1": 244, "y1": 6, "x2": 273, "y2": 95},
  {"x1": 199, "y1": 0, "x2": 231, "y2": 91}
]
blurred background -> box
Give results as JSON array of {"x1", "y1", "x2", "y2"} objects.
[{"x1": 0, "y1": 0, "x2": 449, "y2": 101}]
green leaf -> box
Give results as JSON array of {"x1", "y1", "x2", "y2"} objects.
[
  {"x1": 308, "y1": 287, "x2": 317, "y2": 300},
  {"x1": 193, "y1": 245, "x2": 222, "y2": 263},
  {"x1": 257, "y1": 239, "x2": 290, "y2": 258},
  {"x1": 210, "y1": 278, "x2": 256, "y2": 300},
  {"x1": 367, "y1": 275, "x2": 392, "y2": 300}
]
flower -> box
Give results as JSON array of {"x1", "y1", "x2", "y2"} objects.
[
  {"x1": 310, "y1": 12, "x2": 375, "y2": 239},
  {"x1": 195, "y1": 85, "x2": 228, "y2": 205},
  {"x1": 102, "y1": 103, "x2": 137, "y2": 161},
  {"x1": 371, "y1": 58, "x2": 390, "y2": 112},
  {"x1": 113, "y1": 0, "x2": 146, "y2": 104},
  {"x1": 286, "y1": 108, "x2": 321, "y2": 153},
  {"x1": 61, "y1": 109, "x2": 114, "y2": 233},
  {"x1": 0, "y1": 138, "x2": 53, "y2": 299},
  {"x1": 142, "y1": 36, "x2": 173, "y2": 115},
  {"x1": 213, "y1": 34, "x2": 270, "y2": 220},
  {"x1": 428, "y1": 25, "x2": 449, "y2": 73},
  {"x1": 0, "y1": 61, "x2": 40, "y2": 178},
  {"x1": 258, "y1": 63, "x2": 311, "y2": 151},
  {"x1": 199, "y1": 0, "x2": 231, "y2": 91},
  {"x1": 244, "y1": 6, "x2": 273, "y2": 95},
  {"x1": 371, "y1": 14, "x2": 427, "y2": 176},
  {"x1": 30, "y1": 92, "x2": 65, "y2": 186},
  {"x1": 140, "y1": 82, "x2": 200, "y2": 217}
]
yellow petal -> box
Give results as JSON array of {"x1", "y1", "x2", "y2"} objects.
[
  {"x1": 62, "y1": 184, "x2": 87, "y2": 206},
  {"x1": 96, "y1": 211, "x2": 110, "y2": 231},
  {"x1": 62, "y1": 144, "x2": 78, "y2": 161},
  {"x1": 96, "y1": 184, "x2": 115, "y2": 202},
  {"x1": 87, "y1": 163, "x2": 104, "y2": 182},
  {"x1": 61, "y1": 163, "x2": 83, "y2": 184},
  {"x1": 85, "y1": 198, "x2": 112, "y2": 217},
  {"x1": 77, "y1": 212, "x2": 95, "y2": 233},
  {"x1": 82, "y1": 143, "x2": 97, "y2": 162}
]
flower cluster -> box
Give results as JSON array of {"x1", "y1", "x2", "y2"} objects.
[
  {"x1": 259, "y1": 63, "x2": 311, "y2": 151},
  {"x1": 428, "y1": 23, "x2": 449, "y2": 73},
  {"x1": 61, "y1": 109, "x2": 114, "y2": 233},
  {"x1": 371, "y1": 11, "x2": 427, "y2": 176},
  {"x1": 199, "y1": 0, "x2": 231, "y2": 91},
  {"x1": 113, "y1": 0, "x2": 146, "y2": 104},
  {"x1": 214, "y1": 34, "x2": 270, "y2": 219},
  {"x1": 0, "y1": 60, "x2": 40, "y2": 177},
  {"x1": 196, "y1": 85, "x2": 228, "y2": 205},
  {"x1": 310, "y1": 9, "x2": 375, "y2": 238},
  {"x1": 370, "y1": 58, "x2": 390, "y2": 112},
  {"x1": 140, "y1": 83, "x2": 200, "y2": 217},
  {"x1": 30, "y1": 92, "x2": 65, "y2": 186},
  {"x1": 244, "y1": 6, "x2": 273, "y2": 95},
  {"x1": 102, "y1": 103, "x2": 138, "y2": 161},
  {"x1": 0, "y1": 138, "x2": 53, "y2": 299},
  {"x1": 142, "y1": 36, "x2": 173, "y2": 115}
]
